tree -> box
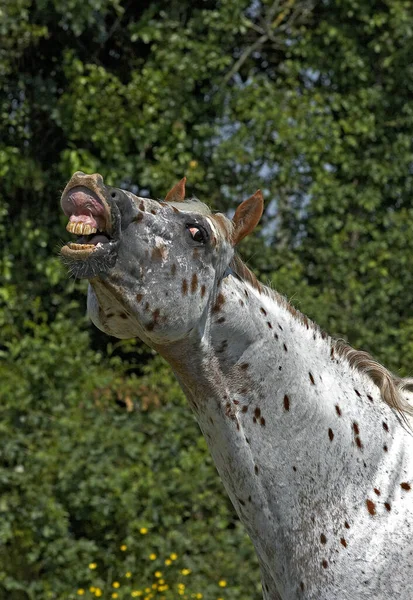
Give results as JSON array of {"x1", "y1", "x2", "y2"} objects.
[{"x1": 1, "y1": 0, "x2": 413, "y2": 597}]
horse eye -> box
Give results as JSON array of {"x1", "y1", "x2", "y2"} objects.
[{"x1": 187, "y1": 225, "x2": 207, "y2": 243}]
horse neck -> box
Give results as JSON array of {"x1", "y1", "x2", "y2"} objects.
[{"x1": 157, "y1": 272, "x2": 407, "y2": 595}]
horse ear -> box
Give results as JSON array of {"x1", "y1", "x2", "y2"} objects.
[
  {"x1": 165, "y1": 177, "x2": 186, "y2": 202},
  {"x1": 232, "y1": 190, "x2": 264, "y2": 246}
]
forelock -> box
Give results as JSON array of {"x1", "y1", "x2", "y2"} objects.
[{"x1": 169, "y1": 197, "x2": 212, "y2": 215}]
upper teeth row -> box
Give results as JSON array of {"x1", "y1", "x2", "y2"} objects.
[{"x1": 66, "y1": 222, "x2": 97, "y2": 235}]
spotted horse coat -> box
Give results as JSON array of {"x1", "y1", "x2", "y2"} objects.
[{"x1": 61, "y1": 172, "x2": 413, "y2": 600}]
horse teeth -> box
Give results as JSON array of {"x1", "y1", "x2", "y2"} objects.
[
  {"x1": 68, "y1": 243, "x2": 95, "y2": 250},
  {"x1": 66, "y1": 222, "x2": 97, "y2": 235}
]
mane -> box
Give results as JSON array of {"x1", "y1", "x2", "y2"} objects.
[{"x1": 230, "y1": 254, "x2": 413, "y2": 423}]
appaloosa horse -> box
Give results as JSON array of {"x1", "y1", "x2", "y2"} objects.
[{"x1": 61, "y1": 172, "x2": 413, "y2": 600}]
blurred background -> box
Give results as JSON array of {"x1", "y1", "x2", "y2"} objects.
[{"x1": 1, "y1": 0, "x2": 413, "y2": 598}]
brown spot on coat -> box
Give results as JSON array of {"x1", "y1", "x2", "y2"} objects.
[
  {"x1": 134, "y1": 212, "x2": 144, "y2": 222},
  {"x1": 366, "y1": 499, "x2": 376, "y2": 516},
  {"x1": 260, "y1": 307, "x2": 267, "y2": 316},
  {"x1": 191, "y1": 273, "x2": 198, "y2": 294},
  {"x1": 241, "y1": 405, "x2": 248, "y2": 413},
  {"x1": 254, "y1": 407, "x2": 261, "y2": 418},
  {"x1": 335, "y1": 405, "x2": 342, "y2": 416},
  {"x1": 383, "y1": 422, "x2": 389, "y2": 432},
  {"x1": 354, "y1": 389, "x2": 361, "y2": 397},
  {"x1": 139, "y1": 200, "x2": 145, "y2": 211},
  {"x1": 309, "y1": 372, "x2": 315, "y2": 385},
  {"x1": 151, "y1": 245, "x2": 166, "y2": 260},
  {"x1": 322, "y1": 560, "x2": 328, "y2": 569},
  {"x1": 320, "y1": 533, "x2": 327, "y2": 544},
  {"x1": 136, "y1": 293, "x2": 143, "y2": 302},
  {"x1": 344, "y1": 521, "x2": 350, "y2": 529},
  {"x1": 384, "y1": 502, "x2": 391, "y2": 512},
  {"x1": 401, "y1": 482, "x2": 411, "y2": 491},
  {"x1": 374, "y1": 488, "x2": 381, "y2": 496},
  {"x1": 356, "y1": 437, "x2": 363, "y2": 449},
  {"x1": 171, "y1": 263, "x2": 177, "y2": 277},
  {"x1": 340, "y1": 538, "x2": 347, "y2": 548},
  {"x1": 240, "y1": 363, "x2": 249, "y2": 370},
  {"x1": 283, "y1": 343, "x2": 288, "y2": 352},
  {"x1": 260, "y1": 417, "x2": 266, "y2": 426},
  {"x1": 182, "y1": 279, "x2": 188, "y2": 295},
  {"x1": 254, "y1": 465, "x2": 259, "y2": 475},
  {"x1": 328, "y1": 428, "x2": 334, "y2": 441},
  {"x1": 201, "y1": 284, "x2": 206, "y2": 297},
  {"x1": 146, "y1": 308, "x2": 161, "y2": 331},
  {"x1": 213, "y1": 292, "x2": 225, "y2": 312},
  {"x1": 284, "y1": 394, "x2": 290, "y2": 411},
  {"x1": 353, "y1": 422, "x2": 360, "y2": 435}
]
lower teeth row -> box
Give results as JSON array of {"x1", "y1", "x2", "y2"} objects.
[{"x1": 68, "y1": 243, "x2": 95, "y2": 250}]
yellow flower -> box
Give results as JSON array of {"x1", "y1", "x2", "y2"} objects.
[
  {"x1": 178, "y1": 583, "x2": 185, "y2": 590},
  {"x1": 158, "y1": 579, "x2": 165, "y2": 585},
  {"x1": 154, "y1": 571, "x2": 162, "y2": 578},
  {"x1": 149, "y1": 553, "x2": 157, "y2": 560},
  {"x1": 145, "y1": 588, "x2": 151, "y2": 593},
  {"x1": 170, "y1": 553, "x2": 178, "y2": 560},
  {"x1": 152, "y1": 583, "x2": 157, "y2": 590},
  {"x1": 77, "y1": 590, "x2": 85, "y2": 596},
  {"x1": 125, "y1": 571, "x2": 132, "y2": 578},
  {"x1": 195, "y1": 594, "x2": 203, "y2": 599},
  {"x1": 89, "y1": 562, "x2": 97, "y2": 569},
  {"x1": 112, "y1": 594, "x2": 119, "y2": 599},
  {"x1": 140, "y1": 527, "x2": 148, "y2": 534},
  {"x1": 218, "y1": 580, "x2": 227, "y2": 587},
  {"x1": 120, "y1": 544, "x2": 127, "y2": 551},
  {"x1": 180, "y1": 568, "x2": 191, "y2": 576},
  {"x1": 189, "y1": 160, "x2": 198, "y2": 169},
  {"x1": 131, "y1": 592, "x2": 143, "y2": 597},
  {"x1": 90, "y1": 588, "x2": 96, "y2": 593},
  {"x1": 95, "y1": 590, "x2": 102, "y2": 598},
  {"x1": 165, "y1": 559, "x2": 172, "y2": 566},
  {"x1": 112, "y1": 582, "x2": 120, "y2": 588}
]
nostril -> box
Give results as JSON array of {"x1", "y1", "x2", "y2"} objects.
[{"x1": 111, "y1": 191, "x2": 117, "y2": 199}]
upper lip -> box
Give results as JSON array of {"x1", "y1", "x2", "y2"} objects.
[{"x1": 61, "y1": 177, "x2": 113, "y2": 241}]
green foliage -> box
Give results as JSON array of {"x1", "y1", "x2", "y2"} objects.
[{"x1": 1, "y1": 0, "x2": 413, "y2": 598}]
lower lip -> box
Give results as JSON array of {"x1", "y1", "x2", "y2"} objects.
[{"x1": 60, "y1": 243, "x2": 97, "y2": 259}]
